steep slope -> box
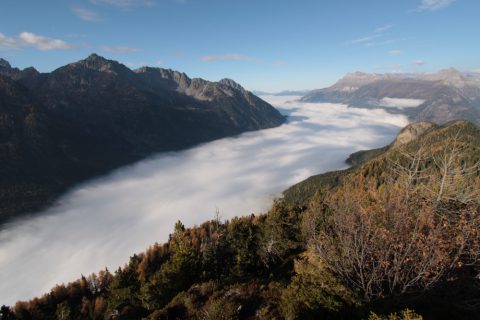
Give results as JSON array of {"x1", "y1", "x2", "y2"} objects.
[
  {"x1": 0, "y1": 54, "x2": 285, "y2": 224},
  {"x1": 0, "y1": 75, "x2": 63, "y2": 223},
  {"x1": 284, "y1": 120, "x2": 480, "y2": 206},
  {"x1": 301, "y1": 69, "x2": 480, "y2": 125},
  {"x1": 345, "y1": 121, "x2": 438, "y2": 166},
  {"x1": 134, "y1": 67, "x2": 284, "y2": 130}
]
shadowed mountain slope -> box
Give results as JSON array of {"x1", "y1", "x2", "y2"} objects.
[{"x1": 0, "y1": 54, "x2": 285, "y2": 224}]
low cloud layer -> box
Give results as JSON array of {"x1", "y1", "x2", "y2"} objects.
[
  {"x1": 0, "y1": 97, "x2": 408, "y2": 305},
  {"x1": 380, "y1": 97, "x2": 425, "y2": 108}
]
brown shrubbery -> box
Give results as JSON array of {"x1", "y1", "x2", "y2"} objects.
[{"x1": 304, "y1": 135, "x2": 480, "y2": 301}]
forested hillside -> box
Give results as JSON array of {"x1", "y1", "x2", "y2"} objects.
[{"x1": 2, "y1": 121, "x2": 479, "y2": 320}]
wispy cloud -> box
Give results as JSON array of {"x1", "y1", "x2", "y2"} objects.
[
  {"x1": 72, "y1": 7, "x2": 100, "y2": 21},
  {"x1": 415, "y1": 60, "x2": 426, "y2": 66},
  {"x1": 388, "y1": 49, "x2": 403, "y2": 56},
  {"x1": 0, "y1": 32, "x2": 72, "y2": 51},
  {"x1": 0, "y1": 33, "x2": 18, "y2": 50},
  {"x1": 346, "y1": 25, "x2": 394, "y2": 46},
  {"x1": 347, "y1": 34, "x2": 381, "y2": 45},
  {"x1": 101, "y1": 46, "x2": 141, "y2": 53},
  {"x1": 374, "y1": 24, "x2": 392, "y2": 33},
  {"x1": 90, "y1": 0, "x2": 155, "y2": 9},
  {"x1": 417, "y1": 0, "x2": 455, "y2": 11},
  {"x1": 200, "y1": 54, "x2": 256, "y2": 62}
]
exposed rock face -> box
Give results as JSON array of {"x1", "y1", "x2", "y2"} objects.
[
  {"x1": 301, "y1": 69, "x2": 480, "y2": 125},
  {"x1": 390, "y1": 121, "x2": 438, "y2": 149},
  {"x1": 0, "y1": 58, "x2": 20, "y2": 77},
  {"x1": 344, "y1": 121, "x2": 438, "y2": 166},
  {"x1": 0, "y1": 54, "x2": 285, "y2": 224}
]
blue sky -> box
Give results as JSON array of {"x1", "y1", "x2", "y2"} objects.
[{"x1": 0, "y1": 0, "x2": 479, "y2": 91}]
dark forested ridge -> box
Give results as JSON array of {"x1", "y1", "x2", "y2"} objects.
[
  {"x1": 3, "y1": 121, "x2": 479, "y2": 320},
  {"x1": 0, "y1": 54, "x2": 285, "y2": 225}
]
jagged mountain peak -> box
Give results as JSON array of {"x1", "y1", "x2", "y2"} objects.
[
  {"x1": 218, "y1": 78, "x2": 245, "y2": 91},
  {"x1": 418, "y1": 67, "x2": 471, "y2": 89},
  {"x1": 426, "y1": 67, "x2": 465, "y2": 80},
  {"x1": 0, "y1": 58, "x2": 12, "y2": 69},
  {"x1": 69, "y1": 54, "x2": 130, "y2": 75},
  {"x1": 134, "y1": 69, "x2": 248, "y2": 100},
  {"x1": 438, "y1": 67, "x2": 463, "y2": 77},
  {"x1": 333, "y1": 71, "x2": 393, "y2": 89},
  {"x1": 86, "y1": 53, "x2": 107, "y2": 62},
  {"x1": 135, "y1": 66, "x2": 191, "y2": 81},
  {"x1": 345, "y1": 71, "x2": 369, "y2": 78}
]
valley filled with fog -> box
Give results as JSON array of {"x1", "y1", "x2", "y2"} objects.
[{"x1": 0, "y1": 96, "x2": 409, "y2": 305}]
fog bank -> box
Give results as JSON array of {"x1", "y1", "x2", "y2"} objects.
[{"x1": 0, "y1": 96, "x2": 408, "y2": 305}]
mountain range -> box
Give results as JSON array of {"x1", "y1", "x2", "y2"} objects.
[
  {"x1": 0, "y1": 54, "x2": 285, "y2": 225},
  {"x1": 301, "y1": 68, "x2": 480, "y2": 125}
]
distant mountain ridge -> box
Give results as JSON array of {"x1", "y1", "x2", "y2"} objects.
[
  {"x1": 0, "y1": 54, "x2": 285, "y2": 224},
  {"x1": 301, "y1": 69, "x2": 480, "y2": 125}
]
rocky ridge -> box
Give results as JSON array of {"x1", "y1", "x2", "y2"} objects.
[{"x1": 0, "y1": 54, "x2": 285, "y2": 224}]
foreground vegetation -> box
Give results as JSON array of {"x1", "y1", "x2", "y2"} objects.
[{"x1": 1, "y1": 121, "x2": 479, "y2": 320}]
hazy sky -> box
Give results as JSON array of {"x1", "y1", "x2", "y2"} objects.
[
  {"x1": 0, "y1": 0, "x2": 479, "y2": 91},
  {"x1": 0, "y1": 96, "x2": 408, "y2": 304}
]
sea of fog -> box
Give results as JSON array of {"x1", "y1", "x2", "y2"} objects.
[{"x1": 0, "y1": 96, "x2": 409, "y2": 305}]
